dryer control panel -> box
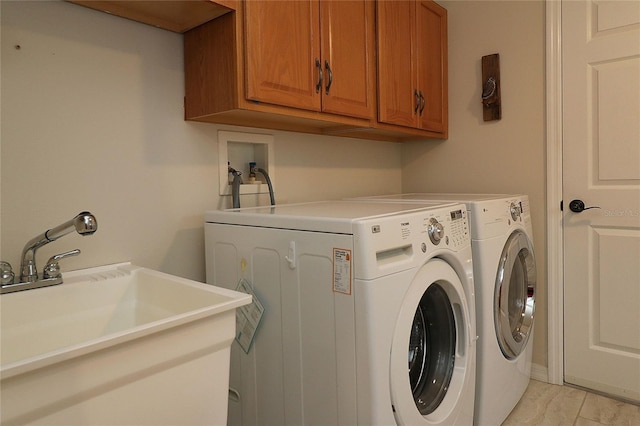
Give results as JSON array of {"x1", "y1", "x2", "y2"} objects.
[{"x1": 469, "y1": 195, "x2": 532, "y2": 240}]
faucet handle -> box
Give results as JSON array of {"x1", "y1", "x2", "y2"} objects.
[
  {"x1": 43, "y1": 249, "x2": 81, "y2": 280},
  {"x1": 1, "y1": 261, "x2": 15, "y2": 285}
]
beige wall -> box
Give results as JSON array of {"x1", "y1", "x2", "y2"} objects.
[
  {"x1": 401, "y1": 0, "x2": 547, "y2": 368},
  {"x1": 0, "y1": 1, "x2": 402, "y2": 281}
]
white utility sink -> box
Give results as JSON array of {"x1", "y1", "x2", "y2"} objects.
[{"x1": 0, "y1": 263, "x2": 251, "y2": 425}]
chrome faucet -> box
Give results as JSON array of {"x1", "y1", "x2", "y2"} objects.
[{"x1": 1, "y1": 211, "x2": 97, "y2": 294}]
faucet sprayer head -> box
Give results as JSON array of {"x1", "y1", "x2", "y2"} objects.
[
  {"x1": 74, "y1": 212, "x2": 98, "y2": 236},
  {"x1": 44, "y1": 211, "x2": 98, "y2": 242}
]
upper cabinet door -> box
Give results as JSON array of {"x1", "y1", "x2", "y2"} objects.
[
  {"x1": 244, "y1": 0, "x2": 321, "y2": 111},
  {"x1": 377, "y1": 0, "x2": 448, "y2": 136},
  {"x1": 319, "y1": 0, "x2": 376, "y2": 119},
  {"x1": 377, "y1": 0, "x2": 417, "y2": 128},
  {"x1": 416, "y1": 0, "x2": 447, "y2": 133}
]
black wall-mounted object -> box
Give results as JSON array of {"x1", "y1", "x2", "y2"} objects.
[{"x1": 481, "y1": 53, "x2": 501, "y2": 121}]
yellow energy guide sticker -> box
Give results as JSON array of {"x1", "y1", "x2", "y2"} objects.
[{"x1": 333, "y1": 248, "x2": 352, "y2": 295}]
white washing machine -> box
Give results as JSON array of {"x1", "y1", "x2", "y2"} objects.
[
  {"x1": 351, "y1": 194, "x2": 536, "y2": 426},
  {"x1": 205, "y1": 200, "x2": 476, "y2": 425}
]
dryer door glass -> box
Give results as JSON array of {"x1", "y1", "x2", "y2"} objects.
[
  {"x1": 494, "y1": 229, "x2": 536, "y2": 359},
  {"x1": 408, "y1": 283, "x2": 456, "y2": 415}
]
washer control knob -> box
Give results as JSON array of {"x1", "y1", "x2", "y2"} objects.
[
  {"x1": 428, "y1": 218, "x2": 444, "y2": 245},
  {"x1": 510, "y1": 202, "x2": 521, "y2": 221}
]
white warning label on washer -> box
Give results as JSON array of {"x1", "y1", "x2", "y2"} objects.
[
  {"x1": 400, "y1": 221, "x2": 411, "y2": 239},
  {"x1": 333, "y1": 248, "x2": 352, "y2": 295},
  {"x1": 235, "y1": 278, "x2": 264, "y2": 354}
]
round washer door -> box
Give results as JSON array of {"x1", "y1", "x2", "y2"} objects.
[
  {"x1": 390, "y1": 258, "x2": 473, "y2": 425},
  {"x1": 494, "y1": 229, "x2": 536, "y2": 359}
]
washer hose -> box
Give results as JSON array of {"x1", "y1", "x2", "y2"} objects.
[
  {"x1": 228, "y1": 166, "x2": 242, "y2": 209},
  {"x1": 256, "y1": 168, "x2": 275, "y2": 206}
]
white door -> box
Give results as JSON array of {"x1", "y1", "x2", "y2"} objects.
[{"x1": 562, "y1": 0, "x2": 640, "y2": 402}]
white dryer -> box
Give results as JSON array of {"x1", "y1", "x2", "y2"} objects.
[
  {"x1": 351, "y1": 194, "x2": 537, "y2": 426},
  {"x1": 205, "y1": 200, "x2": 475, "y2": 425}
]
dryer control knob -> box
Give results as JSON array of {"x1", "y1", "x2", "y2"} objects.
[
  {"x1": 428, "y1": 218, "x2": 444, "y2": 245},
  {"x1": 510, "y1": 202, "x2": 522, "y2": 221}
]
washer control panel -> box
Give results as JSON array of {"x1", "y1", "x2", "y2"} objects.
[
  {"x1": 422, "y1": 207, "x2": 470, "y2": 251},
  {"x1": 446, "y1": 208, "x2": 470, "y2": 250},
  {"x1": 354, "y1": 203, "x2": 471, "y2": 279}
]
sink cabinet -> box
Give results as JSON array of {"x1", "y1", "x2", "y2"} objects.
[
  {"x1": 376, "y1": 0, "x2": 448, "y2": 137},
  {"x1": 0, "y1": 263, "x2": 251, "y2": 426},
  {"x1": 184, "y1": 0, "x2": 377, "y2": 136}
]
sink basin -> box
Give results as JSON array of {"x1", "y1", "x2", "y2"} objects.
[{"x1": 0, "y1": 263, "x2": 251, "y2": 425}]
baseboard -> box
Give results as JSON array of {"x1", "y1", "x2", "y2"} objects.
[{"x1": 531, "y1": 363, "x2": 549, "y2": 383}]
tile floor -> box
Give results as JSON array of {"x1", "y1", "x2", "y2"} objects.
[{"x1": 502, "y1": 380, "x2": 640, "y2": 426}]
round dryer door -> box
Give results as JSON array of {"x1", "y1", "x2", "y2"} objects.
[
  {"x1": 390, "y1": 259, "x2": 473, "y2": 425},
  {"x1": 494, "y1": 229, "x2": 536, "y2": 359}
]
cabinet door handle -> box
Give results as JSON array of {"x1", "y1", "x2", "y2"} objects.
[
  {"x1": 324, "y1": 60, "x2": 333, "y2": 95},
  {"x1": 315, "y1": 59, "x2": 323, "y2": 94},
  {"x1": 414, "y1": 89, "x2": 421, "y2": 114},
  {"x1": 419, "y1": 91, "x2": 426, "y2": 115}
]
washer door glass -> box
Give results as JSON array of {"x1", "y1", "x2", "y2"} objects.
[
  {"x1": 494, "y1": 229, "x2": 536, "y2": 359},
  {"x1": 390, "y1": 258, "x2": 472, "y2": 425},
  {"x1": 409, "y1": 283, "x2": 456, "y2": 415}
]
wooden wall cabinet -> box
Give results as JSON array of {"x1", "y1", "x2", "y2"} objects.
[
  {"x1": 244, "y1": 0, "x2": 376, "y2": 120},
  {"x1": 185, "y1": 0, "x2": 378, "y2": 137},
  {"x1": 69, "y1": 0, "x2": 448, "y2": 141},
  {"x1": 68, "y1": 0, "x2": 236, "y2": 33},
  {"x1": 376, "y1": 0, "x2": 448, "y2": 137}
]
